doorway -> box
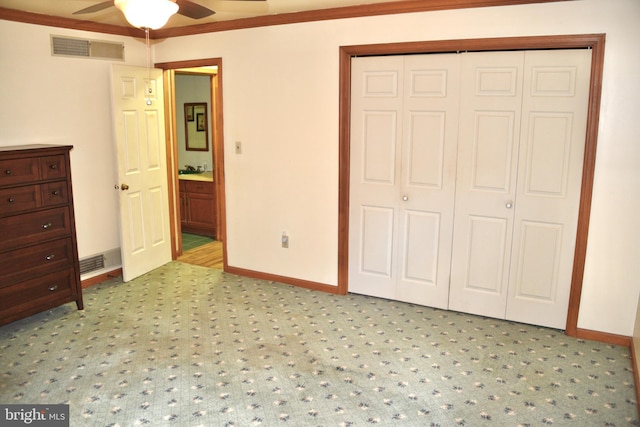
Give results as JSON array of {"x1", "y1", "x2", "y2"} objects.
[
  {"x1": 338, "y1": 34, "x2": 605, "y2": 337},
  {"x1": 155, "y1": 58, "x2": 227, "y2": 270}
]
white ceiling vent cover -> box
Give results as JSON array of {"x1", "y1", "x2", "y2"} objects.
[{"x1": 51, "y1": 35, "x2": 124, "y2": 61}]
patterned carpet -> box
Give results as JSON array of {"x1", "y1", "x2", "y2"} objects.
[{"x1": 0, "y1": 261, "x2": 637, "y2": 426}]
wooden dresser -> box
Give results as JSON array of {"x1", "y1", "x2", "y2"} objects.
[{"x1": 0, "y1": 145, "x2": 83, "y2": 325}]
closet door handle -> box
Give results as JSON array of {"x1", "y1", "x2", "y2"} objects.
[
  {"x1": 402, "y1": 195, "x2": 409, "y2": 201},
  {"x1": 505, "y1": 201, "x2": 513, "y2": 209}
]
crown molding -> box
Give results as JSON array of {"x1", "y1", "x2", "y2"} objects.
[{"x1": 1, "y1": 0, "x2": 573, "y2": 39}]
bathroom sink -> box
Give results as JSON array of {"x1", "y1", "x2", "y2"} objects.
[{"x1": 178, "y1": 169, "x2": 202, "y2": 175}]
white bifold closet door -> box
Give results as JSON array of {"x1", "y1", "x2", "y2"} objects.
[
  {"x1": 349, "y1": 49, "x2": 591, "y2": 329},
  {"x1": 449, "y1": 49, "x2": 591, "y2": 328},
  {"x1": 349, "y1": 53, "x2": 461, "y2": 309}
]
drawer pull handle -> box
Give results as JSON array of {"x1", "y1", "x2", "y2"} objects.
[
  {"x1": 42, "y1": 222, "x2": 52, "y2": 229},
  {"x1": 48, "y1": 285, "x2": 58, "y2": 292},
  {"x1": 52, "y1": 190, "x2": 60, "y2": 196},
  {"x1": 8, "y1": 197, "x2": 14, "y2": 203},
  {"x1": 50, "y1": 164, "x2": 58, "y2": 170},
  {"x1": 45, "y1": 254, "x2": 56, "y2": 261},
  {"x1": 4, "y1": 170, "x2": 10, "y2": 175}
]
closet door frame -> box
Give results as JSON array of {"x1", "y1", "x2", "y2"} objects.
[{"x1": 337, "y1": 34, "x2": 606, "y2": 341}]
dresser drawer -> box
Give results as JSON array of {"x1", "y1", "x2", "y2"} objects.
[
  {"x1": 0, "y1": 184, "x2": 40, "y2": 216},
  {"x1": 41, "y1": 181, "x2": 69, "y2": 207},
  {"x1": 0, "y1": 207, "x2": 71, "y2": 251},
  {"x1": 0, "y1": 268, "x2": 74, "y2": 313},
  {"x1": 184, "y1": 180, "x2": 214, "y2": 194},
  {"x1": 40, "y1": 155, "x2": 67, "y2": 180},
  {"x1": 0, "y1": 238, "x2": 74, "y2": 286},
  {"x1": 0, "y1": 157, "x2": 39, "y2": 186}
]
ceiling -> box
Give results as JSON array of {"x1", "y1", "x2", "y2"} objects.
[{"x1": 0, "y1": 0, "x2": 407, "y2": 30}]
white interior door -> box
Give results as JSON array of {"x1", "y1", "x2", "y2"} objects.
[
  {"x1": 349, "y1": 55, "x2": 404, "y2": 300},
  {"x1": 505, "y1": 49, "x2": 591, "y2": 328},
  {"x1": 349, "y1": 54, "x2": 460, "y2": 309},
  {"x1": 395, "y1": 54, "x2": 460, "y2": 308},
  {"x1": 448, "y1": 49, "x2": 591, "y2": 328},
  {"x1": 111, "y1": 64, "x2": 172, "y2": 282},
  {"x1": 448, "y1": 51, "x2": 525, "y2": 318}
]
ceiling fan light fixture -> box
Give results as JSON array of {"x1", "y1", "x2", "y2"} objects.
[{"x1": 114, "y1": 0, "x2": 179, "y2": 30}]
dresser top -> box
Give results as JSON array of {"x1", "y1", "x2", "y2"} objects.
[{"x1": 0, "y1": 144, "x2": 73, "y2": 153}]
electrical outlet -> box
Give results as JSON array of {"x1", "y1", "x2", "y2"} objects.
[
  {"x1": 281, "y1": 232, "x2": 289, "y2": 248},
  {"x1": 235, "y1": 141, "x2": 242, "y2": 154}
]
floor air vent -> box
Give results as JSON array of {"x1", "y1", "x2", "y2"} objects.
[
  {"x1": 51, "y1": 35, "x2": 124, "y2": 60},
  {"x1": 79, "y1": 254, "x2": 105, "y2": 275}
]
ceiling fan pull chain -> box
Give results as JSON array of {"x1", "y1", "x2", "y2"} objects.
[{"x1": 145, "y1": 27, "x2": 153, "y2": 106}]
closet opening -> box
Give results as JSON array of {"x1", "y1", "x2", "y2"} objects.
[{"x1": 338, "y1": 34, "x2": 605, "y2": 339}]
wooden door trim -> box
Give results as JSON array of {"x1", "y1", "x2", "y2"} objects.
[{"x1": 338, "y1": 34, "x2": 606, "y2": 337}]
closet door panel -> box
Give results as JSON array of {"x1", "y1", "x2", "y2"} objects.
[
  {"x1": 513, "y1": 220, "x2": 563, "y2": 300},
  {"x1": 396, "y1": 54, "x2": 460, "y2": 309},
  {"x1": 349, "y1": 56, "x2": 404, "y2": 299},
  {"x1": 470, "y1": 112, "x2": 516, "y2": 192},
  {"x1": 448, "y1": 51, "x2": 524, "y2": 318},
  {"x1": 465, "y1": 216, "x2": 509, "y2": 293},
  {"x1": 405, "y1": 111, "x2": 447, "y2": 187},
  {"x1": 362, "y1": 111, "x2": 398, "y2": 184},
  {"x1": 506, "y1": 49, "x2": 591, "y2": 328},
  {"x1": 401, "y1": 209, "x2": 440, "y2": 283},
  {"x1": 359, "y1": 205, "x2": 395, "y2": 277}
]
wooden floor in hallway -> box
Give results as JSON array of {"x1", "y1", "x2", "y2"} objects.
[{"x1": 177, "y1": 240, "x2": 223, "y2": 269}]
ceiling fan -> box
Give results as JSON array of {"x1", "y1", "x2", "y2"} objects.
[{"x1": 73, "y1": 0, "x2": 266, "y2": 21}]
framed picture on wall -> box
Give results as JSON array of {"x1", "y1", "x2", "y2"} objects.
[
  {"x1": 197, "y1": 113, "x2": 206, "y2": 132},
  {"x1": 184, "y1": 103, "x2": 208, "y2": 151}
]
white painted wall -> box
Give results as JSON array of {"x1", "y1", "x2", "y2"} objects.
[
  {"x1": 0, "y1": 0, "x2": 638, "y2": 336},
  {"x1": 0, "y1": 22, "x2": 149, "y2": 264}
]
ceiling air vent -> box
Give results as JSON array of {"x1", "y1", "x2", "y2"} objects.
[{"x1": 51, "y1": 35, "x2": 124, "y2": 61}]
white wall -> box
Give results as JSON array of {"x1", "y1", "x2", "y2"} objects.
[
  {"x1": 0, "y1": 22, "x2": 149, "y2": 262},
  {"x1": 153, "y1": 0, "x2": 640, "y2": 335},
  {"x1": 0, "y1": 0, "x2": 638, "y2": 336}
]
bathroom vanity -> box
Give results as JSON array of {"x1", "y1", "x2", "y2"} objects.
[{"x1": 179, "y1": 172, "x2": 216, "y2": 238}]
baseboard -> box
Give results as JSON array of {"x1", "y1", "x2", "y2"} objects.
[
  {"x1": 224, "y1": 265, "x2": 341, "y2": 295},
  {"x1": 81, "y1": 268, "x2": 123, "y2": 288},
  {"x1": 574, "y1": 327, "x2": 631, "y2": 347}
]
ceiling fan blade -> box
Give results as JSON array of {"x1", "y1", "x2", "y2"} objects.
[
  {"x1": 176, "y1": 0, "x2": 216, "y2": 19},
  {"x1": 72, "y1": 1, "x2": 114, "y2": 15}
]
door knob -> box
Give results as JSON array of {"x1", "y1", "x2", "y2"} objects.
[
  {"x1": 402, "y1": 195, "x2": 409, "y2": 201},
  {"x1": 120, "y1": 183, "x2": 130, "y2": 191},
  {"x1": 505, "y1": 200, "x2": 513, "y2": 209}
]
